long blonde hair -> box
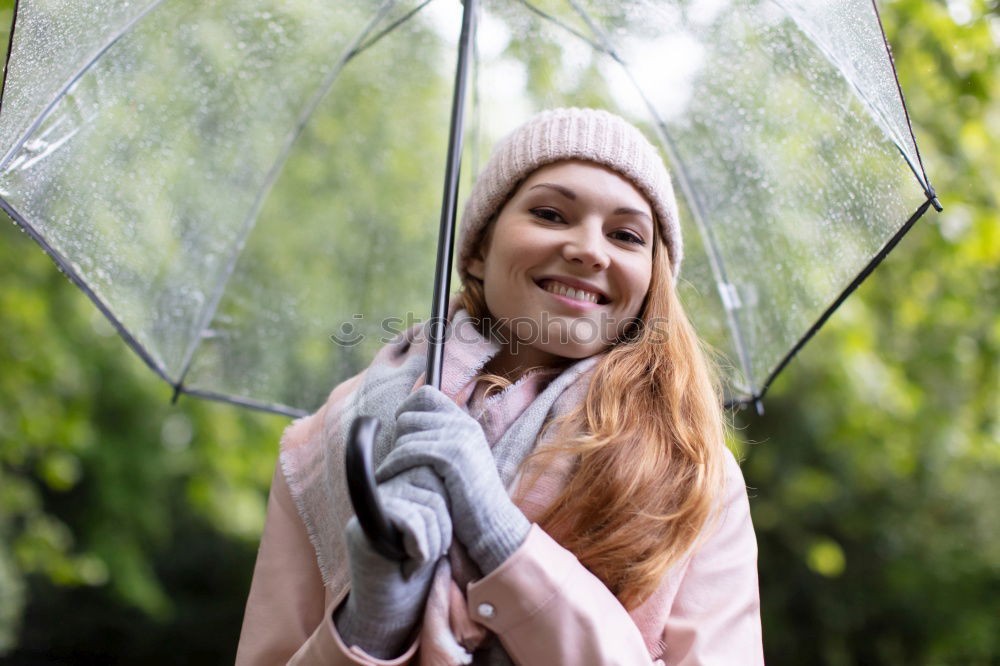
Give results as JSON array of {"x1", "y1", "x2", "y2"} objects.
[{"x1": 458, "y1": 212, "x2": 728, "y2": 610}]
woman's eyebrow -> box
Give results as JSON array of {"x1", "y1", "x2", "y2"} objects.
[
  {"x1": 614, "y1": 207, "x2": 653, "y2": 224},
  {"x1": 528, "y1": 183, "x2": 576, "y2": 199}
]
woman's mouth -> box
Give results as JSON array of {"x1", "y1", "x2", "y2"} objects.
[{"x1": 535, "y1": 279, "x2": 609, "y2": 307}]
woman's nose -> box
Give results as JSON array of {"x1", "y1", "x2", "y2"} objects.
[{"x1": 561, "y1": 223, "x2": 610, "y2": 270}]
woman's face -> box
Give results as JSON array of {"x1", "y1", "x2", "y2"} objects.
[{"x1": 467, "y1": 159, "x2": 656, "y2": 366}]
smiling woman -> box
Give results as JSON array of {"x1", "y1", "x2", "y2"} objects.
[{"x1": 237, "y1": 108, "x2": 762, "y2": 665}]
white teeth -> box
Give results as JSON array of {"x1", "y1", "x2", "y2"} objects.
[{"x1": 542, "y1": 281, "x2": 600, "y2": 303}]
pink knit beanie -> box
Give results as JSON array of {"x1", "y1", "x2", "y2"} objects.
[{"x1": 457, "y1": 107, "x2": 683, "y2": 281}]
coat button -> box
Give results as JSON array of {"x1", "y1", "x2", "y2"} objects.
[{"x1": 477, "y1": 602, "x2": 496, "y2": 619}]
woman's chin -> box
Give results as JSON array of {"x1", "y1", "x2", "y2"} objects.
[{"x1": 529, "y1": 339, "x2": 607, "y2": 362}]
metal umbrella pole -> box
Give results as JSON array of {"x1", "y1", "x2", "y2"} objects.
[{"x1": 345, "y1": 0, "x2": 477, "y2": 561}]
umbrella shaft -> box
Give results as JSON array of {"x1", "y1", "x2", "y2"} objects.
[{"x1": 426, "y1": 0, "x2": 477, "y2": 390}]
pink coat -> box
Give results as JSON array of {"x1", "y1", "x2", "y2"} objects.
[{"x1": 236, "y1": 447, "x2": 762, "y2": 665}]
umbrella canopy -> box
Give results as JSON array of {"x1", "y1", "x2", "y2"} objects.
[{"x1": 0, "y1": 0, "x2": 938, "y2": 416}]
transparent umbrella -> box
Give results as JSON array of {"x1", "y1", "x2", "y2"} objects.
[{"x1": 0, "y1": 0, "x2": 939, "y2": 420}]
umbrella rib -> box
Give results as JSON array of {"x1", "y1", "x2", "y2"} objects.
[
  {"x1": 639, "y1": 102, "x2": 758, "y2": 402},
  {"x1": 346, "y1": 0, "x2": 434, "y2": 62},
  {"x1": 514, "y1": 0, "x2": 607, "y2": 52},
  {"x1": 172, "y1": 1, "x2": 400, "y2": 393},
  {"x1": 0, "y1": 0, "x2": 168, "y2": 172},
  {"x1": 0, "y1": 195, "x2": 179, "y2": 393},
  {"x1": 182, "y1": 387, "x2": 309, "y2": 418},
  {"x1": 0, "y1": 0, "x2": 22, "y2": 121},
  {"x1": 770, "y1": 0, "x2": 938, "y2": 205},
  {"x1": 738, "y1": 196, "x2": 937, "y2": 409},
  {"x1": 869, "y1": 0, "x2": 941, "y2": 210},
  {"x1": 560, "y1": 0, "x2": 760, "y2": 401}
]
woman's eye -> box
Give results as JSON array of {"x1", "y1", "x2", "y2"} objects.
[
  {"x1": 611, "y1": 230, "x2": 646, "y2": 246},
  {"x1": 530, "y1": 208, "x2": 564, "y2": 223}
]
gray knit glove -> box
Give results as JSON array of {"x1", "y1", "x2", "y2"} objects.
[
  {"x1": 333, "y1": 467, "x2": 451, "y2": 659},
  {"x1": 378, "y1": 385, "x2": 531, "y2": 575}
]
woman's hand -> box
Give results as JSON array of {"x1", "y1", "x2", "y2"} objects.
[
  {"x1": 334, "y1": 467, "x2": 451, "y2": 659},
  {"x1": 377, "y1": 385, "x2": 531, "y2": 575}
]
